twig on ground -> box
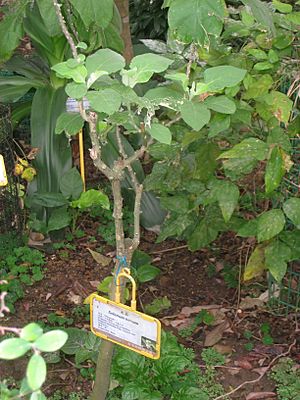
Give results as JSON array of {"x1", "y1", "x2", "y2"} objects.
[
  {"x1": 212, "y1": 339, "x2": 297, "y2": 400},
  {"x1": 149, "y1": 245, "x2": 188, "y2": 254}
]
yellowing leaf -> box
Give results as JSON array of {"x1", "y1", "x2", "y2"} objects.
[
  {"x1": 21, "y1": 167, "x2": 37, "y2": 182},
  {"x1": 244, "y1": 244, "x2": 266, "y2": 281}
]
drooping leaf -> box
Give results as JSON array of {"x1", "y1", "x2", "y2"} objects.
[
  {"x1": 213, "y1": 180, "x2": 240, "y2": 222},
  {"x1": 136, "y1": 265, "x2": 161, "y2": 283},
  {"x1": 241, "y1": 0, "x2": 276, "y2": 35},
  {"x1": 86, "y1": 89, "x2": 122, "y2": 115},
  {"x1": 148, "y1": 124, "x2": 172, "y2": 144},
  {"x1": 219, "y1": 138, "x2": 268, "y2": 161},
  {"x1": 257, "y1": 209, "x2": 285, "y2": 242},
  {"x1": 208, "y1": 114, "x2": 231, "y2": 138},
  {"x1": 188, "y1": 217, "x2": 219, "y2": 251},
  {"x1": 180, "y1": 101, "x2": 211, "y2": 131},
  {"x1": 265, "y1": 146, "x2": 285, "y2": 194},
  {"x1": 168, "y1": 0, "x2": 226, "y2": 44},
  {"x1": 47, "y1": 206, "x2": 71, "y2": 232},
  {"x1": 60, "y1": 167, "x2": 83, "y2": 200},
  {"x1": 26, "y1": 354, "x2": 46, "y2": 391},
  {"x1": 0, "y1": 76, "x2": 37, "y2": 103},
  {"x1": 71, "y1": 189, "x2": 110, "y2": 210},
  {"x1": 20, "y1": 323, "x2": 43, "y2": 342},
  {"x1": 69, "y1": 0, "x2": 114, "y2": 29},
  {"x1": 0, "y1": 338, "x2": 31, "y2": 360},
  {"x1": 86, "y1": 48, "x2": 125, "y2": 75},
  {"x1": 283, "y1": 198, "x2": 300, "y2": 229},
  {"x1": 55, "y1": 112, "x2": 85, "y2": 136},
  {"x1": 204, "y1": 66, "x2": 247, "y2": 91},
  {"x1": 205, "y1": 96, "x2": 236, "y2": 114},
  {"x1": 36, "y1": 0, "x2": 62, "y2": 36},
  {"x1": 29, "y1": 192, "x2": 69, "y2": 208},
  {"x1": 265, "y1": 240, "x2": 291, "y2": 282},
  {"x1": 244, "y1": 244, "x2": 266, "y2": 281},
  {"x1": 194, "y1": 143, "x2": 220, "y2": 182},
  {"x1": 34, "y1": 331, "x2": 68, "y2": 352}
]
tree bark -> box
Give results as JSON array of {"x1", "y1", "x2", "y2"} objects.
[{"x1": 115, "y1": 0, "x2": 134, "y2": 63}]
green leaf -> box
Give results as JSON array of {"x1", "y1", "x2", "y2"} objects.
[
  {"x1": 188, "y1": 218, "x2": 218, "y2": 251},
  {"x1": 265, "y1": 146, "x2": 285, "y2": 194},
  {"x1": 29, "y1": 192, "x2": 69, "y2": 208},
  {"x1": 30, "y1": 391, "x2": 47, "y2": 400},
  {"x1": 71, "y1": 189, "x2": 110, "y2": 210},
  {"x1": 208, "y1": 114, "x2": 231, "y2": 138},
  {"x1": 60, "y1": 167, "x2": 83, "y2": 200},
  {"x1": 219, "y1": 138, "x2": 268, "y2": 161},
  {"x1": 279, "y1": 230, "x2": 300, "y2": 261},
  {"x1": 237, "y1": 219, "x2": 258, "y2": 237},
  {"x1": 132, "y1": 250, "x2": 152, "y2": 268},
  {"x1": 254, "y1": 61, "x2": 273, "y2": 71},
  {"x1": 283, "y1": 198, "x2": 300, "y2": 229},
  {"x1": 272, "y1": 0, "x2": 292, "y2": 13},
  {"x1": 0, "y1": 338, "x2": 31, "y2": 360},
  {"x1": 286, "y1": 12, "x2": 300, "y2": 25},
  {"x1": 243, "y1": 74, "x2": 273, "y2": 99},
  {"x1": 47, "y1": 207, "x2": 71, "y2": 232},
  {"x1": 180, "y1": 101, "x2": 211, "y2": 131},
  {"x1": 36, "y1": 0, "x2": 61, "y2": 36},
  {"x1": 65, "y1": 82, "x2": 87, "y2": 99},
  {"x1": 20, "y1": 323, "x2": 43, "y2": 342},
  {"x1": 257, "y1": 209, "x2": 285, "y2": 242},
  {"x1": 55, "y1": 112, "x2": 84, "y2": 136},
  {"x1": 26, "y1": 354, "x2": 46, "y2": 391},
  {"x1": 246, "y1": 49, "x2": 268, "y2": 60},
  {"x1": 265, "y1": 240, "x2": 291, "y2": 282},
  {"x1": 86, "y1": 48, "x2": 125, "y2": 75},
  {"x1": 241, "y1": 0, "x2": 276, "y2": 35},
  {"x1": 52, "y1": 61, "x2": 87, "y2": 84},
  {"x1": 97, "y1": 276, "x2": 113, "y2": 293},
  {"x1": 157, "y1": 214, "x2": 194, "y2": 242},
  {"x1": 244, "y1": 244, "x2": 266, "y2": 281},
  {"x1": 264, "y1": 91, "x2": 293, "y2": 124},
  {"x1": 69, "y1": 0, "x2": 114, "y2": 29},
  {"x1": 205, "y1": 96, "x2": 236, "y2": 114},
  {"x1": 148, "y1": 124, "x2": 172, "y2": 144},
  {"x1": 0, "y1": 76, "x2": 36, "y2": 103},
  {"x1": 136, "y1": 265, "x2": 161, "y2": 283},
  {"x1": 194, "y1": 143, "x2": 220, "y2": 182},
  {"x1": 168, "y1": 0, "x2": 226, "y2": 44},
  {"x1": 34, "y1": 331, "x2": 68, "y2": 352},
  {"x1": 0, "y1": 13, "x2": 24, "y2": 63},
  {"x1": 267, "y1": 128, "x2": 291, "y2": 152},
  {"x1": 268, "y1": 49, "x2": 279, "y2": 64},
  {"x1": 61, "y1": 328, "x2": 88, "y2": 355},
  {"x1": 204, "y1": 66, "x2": 247, "y2": 91},
  {"x1": 144, "y1": 297, "x2": 171, "y2": 315},
  {"x1": 214, "y1": 180, "x2": 240, "y2": 222},
  {"x1": 87, "y1": 89, "x2": 122, "y2": 115}
]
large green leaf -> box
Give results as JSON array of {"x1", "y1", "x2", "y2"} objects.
[
  {"x1": 0, "y1": 76, "x2": 38, "y2": 103},
  {"x1": 208, "y1": 114, "x2": 231, "y2": 138},
  {"x1": 55, "y1": 112, "x2": 85, "y2": 136},
  {"x1": 36, "y1": 0, "x2": 62, "y2": 36},
  {"x1": 212, "y1": 180, "x2": 240, "y2": 222},
  {"x1": 71, "y1": 189, "x2": 110, "y2": 210},
  {"x1": 204, "y1": 66, "x2": 247, "y2": 91},
  {"x1": 0, "y1": 13, "x2": 24, "y2": 63},
  {"x1": 69, "y1": 0, "x2": 114, "y2": 29},
  {"x1": 87, "y1": 89, "x2": 122, "y2": 115},
  {"x1": 168, "y1": 0, "x2": 226, "y2": 44},
  {"x1": 47, "y1": 206, "x2": 71, "y2": 232},
  {"x1": 86, "y1": 48, "x2": 125, "y2": 75},
  {"x1": 180, "y1": 101, "x2": 211, "y2": 131},
  {"x1": 241, "y1": 0, "x2": 276, "y2": 35},
  {"x1": 194, "y1": 143, "x2": 220, "y2": 182},
  {"x1": 205, "y1": 96, "x2": 236, "y2": 114},
  {"x1": 265, "y1": 240, "x2": 291, "y2": 283},
  {"x1": 257, "y1": 209, "x2": 285, "y2": 242},
  {"x1": 31, "y1": 87, "x2": 72, "y2": 196},
  {"x1": 188, "y1": 217, "x2": 219, "y2": 251},
  {"x1": 148, "y1": 124, "x2": 172, "y2": 145},
  {"x1": 60, "y1": 167, "x2": 83, "y2": 200},
  {"x1": 34, "y1": 331, "x2": 68, "y2": 352},
  {"x1": 283, "y1": 198, "x2": 300, "y2": 229},
  {"x1": 27, "y1": 354, "x2": 47, "y2": 391},
  {"x1": 219, "y1": 138, "x2": 268, "y2": 161},
  {"x1": 265, "y1": 146, "x2": 285, "y2": 194},
  {"x1": 21, "y1": 323, "x2": 43, "y2": 342},
  {"x1": 52, "y1": 61, "x2": 87, "y2": 84}
]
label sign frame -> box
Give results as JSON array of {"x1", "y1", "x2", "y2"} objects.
[
  {"x1": 0, "y1": 155, "x2": 8, "y2": 187},
  {"x1": 90, "y1": 293, "x2": 161, "y2": 359}
]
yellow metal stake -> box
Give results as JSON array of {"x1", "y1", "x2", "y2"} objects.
[{"x1": 78, "y1": 129, "x2": 86, "y2": 192}]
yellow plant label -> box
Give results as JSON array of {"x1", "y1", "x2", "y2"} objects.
[
  {"x1": 0, "y1": 155, "x2": 8, "y2": 187},
  {"x1": 90, "y1": 293, "x2": 161, "y2": 359}
]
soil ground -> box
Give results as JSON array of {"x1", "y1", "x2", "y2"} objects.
[{"x1": 1, "y1": 218, "x2": 299, "y2": 399}]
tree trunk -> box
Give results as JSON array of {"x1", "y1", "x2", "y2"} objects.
[{"x1": 115, "y1": 0, "x2": 134, "y2": 63}]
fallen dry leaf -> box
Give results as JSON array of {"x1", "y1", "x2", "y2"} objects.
[
  {"x1": 246, "y1": 392, "x2": 276, "y2": 400},
  {"x1": 180, "y1": 304, "x2": 222, "y2": 318},
  {"x1": 204, "y1": 321, "x2": 229, "y2": 347},
  {"x1": 234, "y1": 359, "x2": 253, "y2": 370},
  {"x1": 45, "y1": 293, "x2": 52, "y2": 301},
  {"x1": 67, "y1": 291, "x2": 82, "y2": 305},
  {"x1": 213, "y1": 344, "x2": 233, "y2": 355},
  {"x1": 89, "y1": 280, "x2": 100, "y2": 288},
  {"x1": 239, "y1": 296, "x2": 264, "y2": 310},
  {"x1": 88, "y1": 248, "x2": 111, "y2": 266}
]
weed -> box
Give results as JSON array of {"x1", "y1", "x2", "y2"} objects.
[
  {"x1": 49, "y1": 390, "x2": 86, "y2": 400},
  {"x1": 144, "y1": 296, "x2": 171, "y2": 315},
  {"x1": 270, "y1": 357, "x2": 300, "y2": 400},
  {"x1": 221, "y1": 264, "x2": 239, "y2": 289},
  {"x1": 72, "y1": 304, "x2": 90, "y2": 322},
  {"x1": 179, "y1": 310, "x2": 215, "y2": 338},
  {"x1": 47, "y1": 312, "x2": 74, "y2": 326},
  {"x1": 0, "y1": 247, "x2": 45, "y2": 312},
  {"x1": 260, "y1": 322, "x2": 274, "y2": 345}
]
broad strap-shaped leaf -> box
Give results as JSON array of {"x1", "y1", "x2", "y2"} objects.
[
  {"x1": 265, "y1": 240, "x2": 291, "y2": 283},
  {"x1": 257, "y1": 209, "x2": 285, "y2": 242},
  {"x1": 36, "y1": 0, "x2": 62, "y2": 36},
  {"x1": 69, "y1": 0, "x2": 114, "y2": 29},
  {"x1": 218, "y1": 138, "x2": 268, "y2": 161},
  {"x1": 205, "y1": 96, "x2": 236, "y2": 114},
  {"x1": 180, "y1": 101, "x2": 211, "y2": 131},
  {"x1": 0, "y1": 76, "x2": 41, "y2": 103},
  {"x1": 265, "y1": 146, "x2": 285, "y2": 194},
  {"x1": 86, "y1": 48, "x2": 125, "y2": 75},
  {"x1": 283, "y1": 198, "x2": 300, "y2": 229},
  {"x1": 55, "y1": 112, "x2": 85, "y2": 136},
  {"x1": 168, "y1": 0, "x2": 226, "y2": 44},
  {"x1": 204, "y1": 66, "x2": 247, "y2": 91}
]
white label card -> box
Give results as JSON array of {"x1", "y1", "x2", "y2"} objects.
[
  {"x1": 0, "y1": 155, "x2": 8, "y2": 187},
  {"x1": 90, "y1": 294, "x2": 161, "y2": 359}
]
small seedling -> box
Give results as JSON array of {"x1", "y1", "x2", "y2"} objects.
[
  {"x1": 47, "y1": 312, "x2": 74, "y2": 326},
  {"x1": 260, "y1": 322, "x2": 273, "y2": 345},
  {"x1": 180, "y1": 310, "x2": 215, "y2": 337}
]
